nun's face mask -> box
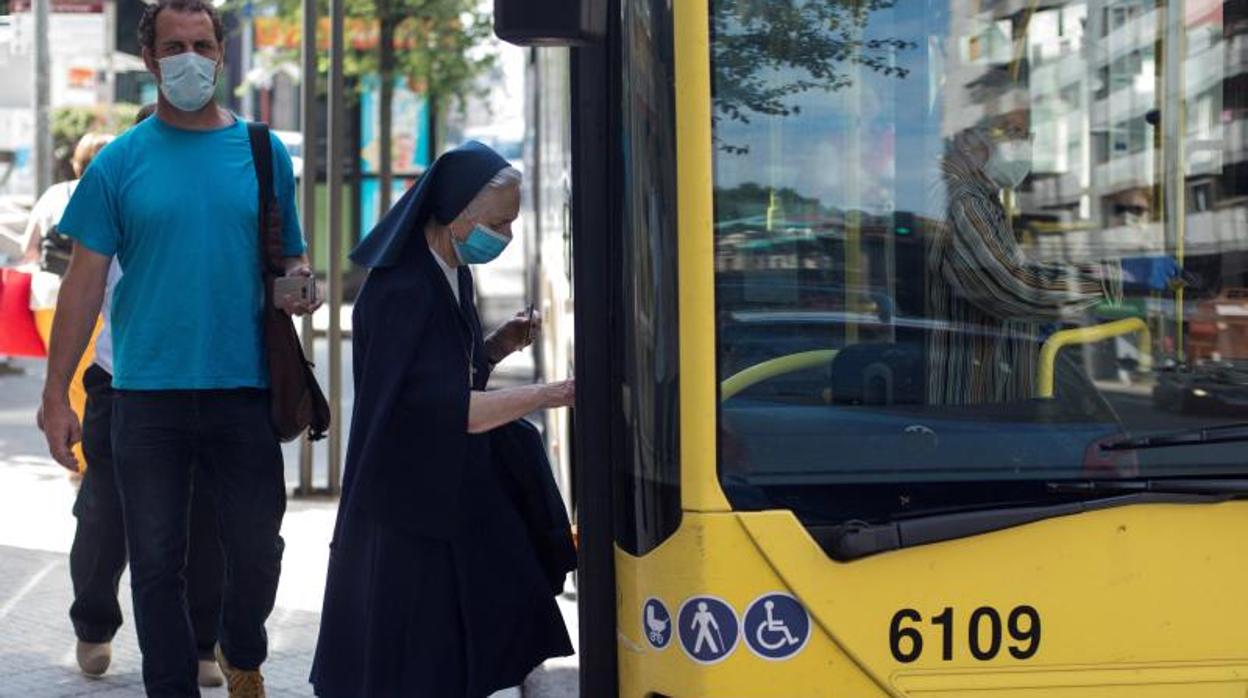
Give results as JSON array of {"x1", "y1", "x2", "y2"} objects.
[{"x1": 451, "y1": 183, "x2": 521, "y2": 265}]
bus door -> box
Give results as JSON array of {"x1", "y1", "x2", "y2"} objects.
[{"x1": 499, "y1": 0, "x2": 1248, "y2": 694}]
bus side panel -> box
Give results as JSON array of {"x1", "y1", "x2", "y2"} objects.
[
  {"x1": 616, "y1": 505, "x2": 1248, "y2": 697},
  {"x1": 739, "y1": 505, "x2": 1248, "y2": 696},
  {"x1": 615, "y1": 512, "x2": 891, "y2": 698}
]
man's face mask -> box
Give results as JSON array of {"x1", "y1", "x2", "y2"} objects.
[
  {"x1": 985, "y1": 139, "x2": 1033, "y2": 189},
  {"x1": 452, "y1": 223, "x2": 511, "y2": 265},
  {"x1": 158, "y1": 52, "x2": 218, "y2": 113}
]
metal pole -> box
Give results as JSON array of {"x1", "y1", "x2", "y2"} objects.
[
  {"x1": 103, "y1": 0, "x2": 116, "y2": 106},
  {"x1": 326, "y1": 0, "x2": 345, "y2": 494},
  {"x1": 241, "y1": 10, "x2": 255, "y2": 120},
  {"x1": 1162, "y1": 0, "x2": 1186, "y2": 361},
  {"x1": 33, "y1": 0, "x2": 52, "y2": 195},
  {"x1": 297, "y1": 0, "x2": 318, "y2": 495}
]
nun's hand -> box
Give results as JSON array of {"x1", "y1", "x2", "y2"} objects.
[
  {"x1": 485, "y1": 308, "x2": 542, "y2": 363},
  {"x1": 540, "y1": 379, "x2": 575, "y2": 409}
]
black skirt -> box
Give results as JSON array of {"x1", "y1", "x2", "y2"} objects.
[{"x1": 310, "y1": 454, "x2": 573, "y2": 698}]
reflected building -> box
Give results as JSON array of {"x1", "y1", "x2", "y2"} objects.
[{"x1": 942, "y1": 0, "x2": 1248, "y2": 286}]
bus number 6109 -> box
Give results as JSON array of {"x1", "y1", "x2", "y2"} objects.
[{"x1": 889, "y1": 606, "x2": 1041, "y2": 663}]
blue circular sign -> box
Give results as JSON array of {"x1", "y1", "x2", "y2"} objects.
[
  {"x1": 743, "y1": 593, "x2": 810, "y2": 660},
  {"x1": 642, "y1": 598, "x2": 672, "y2": 650},
  {"x1": 677, "y1": 596, "x2": 739, "y2": 664}
]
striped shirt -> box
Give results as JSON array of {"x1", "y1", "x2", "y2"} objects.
[{"x1": 926, "y1": 148, "x2": 1121, "y2": 405}]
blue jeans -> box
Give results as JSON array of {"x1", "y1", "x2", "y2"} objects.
[
  {"x1": 70, "y1": 365, "x2": 224, "y2": 658},
  {"x1": 112, "y1": 388, "x2": 286, "y2": 697}
]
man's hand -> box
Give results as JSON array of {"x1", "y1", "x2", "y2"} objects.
[
  {"x1": 484, "y1": 308, "x2": 542, "y2": 364},
  {"x1": 40, "y1": 244, "x2": 109, "y2": 471},
  {"x1": 276, "y1": 264, "x2": 323, "y2": 316},
  {"x1": 40, "y1": 396, "x2": 82, "y2": 471}
]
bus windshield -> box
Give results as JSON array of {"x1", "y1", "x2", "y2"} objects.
[{"x1": 710, "y1": 0, "x2": 1248, "y2": 519}]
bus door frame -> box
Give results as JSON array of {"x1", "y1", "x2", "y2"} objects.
[{"x1": 569, "y1": 2, "x2": 624, "y2": 693}]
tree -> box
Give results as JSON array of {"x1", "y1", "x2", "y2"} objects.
[
  {"x1": 51, "y1": 104, "x2": 141, "y2": 183},
  {"x1": 712, "y1": 0, "x2": 917, "y2": 153},
  {"x1": 236, "y1": 0, "x2": 496, "y2": 213}
]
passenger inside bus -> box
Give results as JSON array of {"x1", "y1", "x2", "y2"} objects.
[{"x1": 928, "y1": 112, "x2": 1123, "y2": 407}]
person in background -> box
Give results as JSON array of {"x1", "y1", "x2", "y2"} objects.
[
  {"x1": 67, "y1": 103, "x2": 226, "y2": 689},
  {"x1": 22, "y1": 132, "x2": 114, "y2": 468},
  {"x1": 38, "y1": 0, "x2": 314, "y2": 694}
]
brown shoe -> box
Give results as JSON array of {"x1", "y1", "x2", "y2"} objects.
[{"x1": 215, "y1": 645, "x2": 266, "y2": 698}]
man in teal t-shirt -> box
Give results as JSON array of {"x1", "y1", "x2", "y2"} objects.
[{"x1": 39, "y1": 1, "x2": 316, "y2": 694}]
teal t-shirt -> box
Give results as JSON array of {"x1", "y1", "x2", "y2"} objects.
[{"x1": 59, "y1": 116, "x2": 305, "y2": 390}]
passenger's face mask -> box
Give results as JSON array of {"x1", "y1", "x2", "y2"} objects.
[
  {"x1": 158, "y1": 52, "x2": 219, "y2": 113},
  {"x1": 452, "y1": 223, "x2": 511, "y2": 265},
  {"x1": 985, "y1": 140, "x2": 1032, "y2": 189}
]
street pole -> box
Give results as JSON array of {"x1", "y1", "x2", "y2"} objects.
[
  {"x1": 326, "y1": 0, "x2": 345, "y2": 494},
  {"x1": 33, "y1": 0, "x2": 52, "y2": 195},
  {"x1": 240, "y1": 4, "x2": 254, "y2": 120},
  {"x1": 103, "y1": 0, "x2": 116, "y2": 106},
  {"x1": 297, "y1": 0, "x2": 318, "y2": 495}
]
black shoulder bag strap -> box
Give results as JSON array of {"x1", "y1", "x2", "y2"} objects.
[
  {"x1": 246, "y1": 123, "x2": 282, "y2": 276},
  {"x1": 244, "y1": 121, "x2": 331, "y2": 442}
]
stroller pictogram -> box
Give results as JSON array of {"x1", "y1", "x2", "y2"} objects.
[{"x1": 643, "y1": 598, "x2": 672, "y2": 649}]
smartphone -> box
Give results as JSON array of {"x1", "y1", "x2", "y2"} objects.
[
  {"x1": 274, "y1": 275, "x2": 317, "y2": 308},
  {"x1": 525, "y1": 303, "x2": 536, "y2": 344}
]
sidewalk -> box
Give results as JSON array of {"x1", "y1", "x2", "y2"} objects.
[{"x1": 0, "y1": 356, "x2": 578, "y2": 697}]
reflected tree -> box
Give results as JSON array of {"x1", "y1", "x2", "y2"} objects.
[{"x1": 713, "y1": 0, "x2": 917, "y2": 153}]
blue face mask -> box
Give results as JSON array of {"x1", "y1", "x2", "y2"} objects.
[
  {"x1": 451, "y1": 224, "x2": 510, "y2": 265},
  {"x1": 158, "y1": 52, "x2": 218, "y2": 112}
]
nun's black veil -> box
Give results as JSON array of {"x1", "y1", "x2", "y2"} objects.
[{"x1": 350, "y1": 140, "x2": 510, "y2": 269}]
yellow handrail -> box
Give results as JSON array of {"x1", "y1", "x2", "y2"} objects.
[
  {"x1": 1037, "y1": 318, "x2": 1152, "y2": 398},
  {"x1": 720, "y1": 350, "x2": 840, "y2": 402}
]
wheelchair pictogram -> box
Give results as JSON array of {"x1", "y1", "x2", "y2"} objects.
[{"x1": 743, "y1": 593, "x2": 810, "y2": 660}]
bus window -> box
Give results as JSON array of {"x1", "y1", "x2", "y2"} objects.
[
  {"x1": 711, "y1": 0, "x2": 1248, "y2": 524},
  {"x1": 616, "y1": 0, "x2": 681, "y2": 555}
]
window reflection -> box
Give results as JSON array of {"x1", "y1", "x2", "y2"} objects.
[{"x1": 711, "y1": 0, "x2": 1248, "y2": 498}]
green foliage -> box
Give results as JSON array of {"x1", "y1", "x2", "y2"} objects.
[
  {"x1": 231, "y1": 0, "x2": 496, "y2": 109},
  {"x1": 50, "y1": 103, "x2": 142, "y2": 182}
]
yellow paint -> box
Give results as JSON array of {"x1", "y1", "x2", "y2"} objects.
[
  {"x1": 618, "y1": 506, "x2": 1248, "y2": 697},
  {"x1": 672, "y1": 0, "x2": 729, "y2": 512},
  {"x1": 720, "y1": 350, "x2": 839, "y2": 402},
  {"x1": 1036, "y1": 318, "x2": 1151, "y2": 398},
  {"x1": 624, "y1": 3, "x2": 1248, "y2": 697}
]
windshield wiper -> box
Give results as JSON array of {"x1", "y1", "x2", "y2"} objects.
[
  {"x1": 1099, "y1": 422, "x2": 1248, "y2": 451},
  {"x1": 809, "y1": 484, "x2": 1245, "y2": 561},
  {"x1": 1046, "y1": 478, "x2": 1248, "y2": 495}
]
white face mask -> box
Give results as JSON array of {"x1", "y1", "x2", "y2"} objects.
[
  {"x1": 985, "y1": 140, "x2": 1032, "y2": 189},
  {"x1": 158, "y1": 52, "x2": 218, "y2": 113}
]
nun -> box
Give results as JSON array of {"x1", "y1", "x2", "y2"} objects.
[{"x1": 310, "y1": 142, "x2": 575, "y2": 697}]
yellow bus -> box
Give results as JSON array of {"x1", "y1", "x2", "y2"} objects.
[{"x1": 503, "y1": 0, "x2": 1248, "y2": 694}]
